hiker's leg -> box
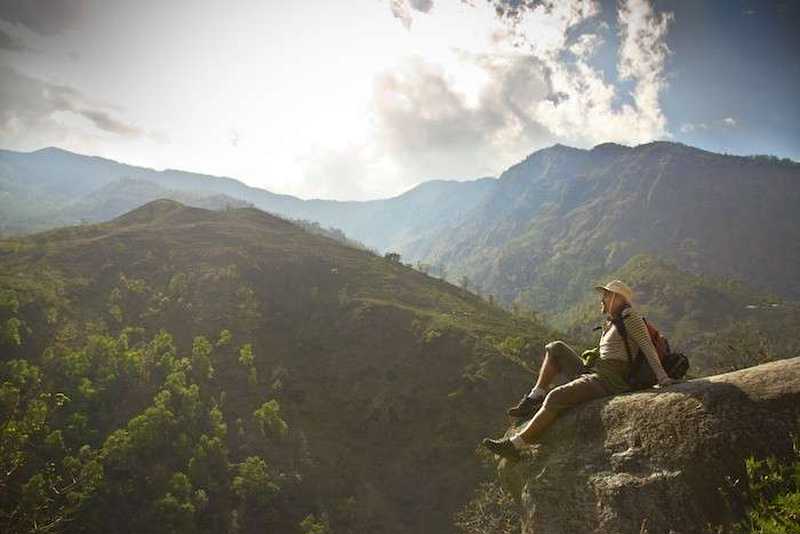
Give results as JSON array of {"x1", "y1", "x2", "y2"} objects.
[
  {"x1": 513, "y1": 404, "x2": 559, "y2": 443},
  {"x1": 533, "y1": 340, "x2": 584, "y2": 390},
  {"x1": 510, "y1": 341, "x2": 586, "y2": 418},
  {"x1": 516, "y1": 374, "x2": 609, "y2": 444},
  {"x1": 532, "y1": 351, "x2": 560, "y2": 391}
]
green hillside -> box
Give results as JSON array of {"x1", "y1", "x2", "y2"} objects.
[{"x1": 0, "y1": 200, "x2": 557, "y2": 534}]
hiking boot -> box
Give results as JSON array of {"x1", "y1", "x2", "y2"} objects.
[
  {"x1": 481, "y1": 437, "x2": 521, "y2": 462},
  {"x1": 506, "y1": 395, "x2": 543, "y2": 418}
]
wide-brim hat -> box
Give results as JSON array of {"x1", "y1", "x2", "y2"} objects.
[{"x1": 594, "y1": 280, "x2": 634, "y2": 304}]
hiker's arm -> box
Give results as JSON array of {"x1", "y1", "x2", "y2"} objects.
[{"x1": 623, "y1": 313, "x2": 670, "y2": 384}]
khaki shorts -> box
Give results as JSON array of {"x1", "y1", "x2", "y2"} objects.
[{"x1": 541, "y1": 340, "x2": 612, "y2": 415}]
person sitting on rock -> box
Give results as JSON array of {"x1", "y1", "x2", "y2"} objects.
[{"x1": 481, "y1": 280, "x2": 676, "y2": 462}]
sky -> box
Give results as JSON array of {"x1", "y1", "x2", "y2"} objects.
[{"x1": 0, "y1": 0, "x2": 798, "y2": 200}]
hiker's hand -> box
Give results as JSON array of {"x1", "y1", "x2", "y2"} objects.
[{"x1": 654, "y1": 377, "x2": 678, "y2": 388}]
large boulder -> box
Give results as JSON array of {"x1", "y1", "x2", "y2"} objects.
[{"x1": 496, "y1": 357, "x2": 800, "y2": 534}]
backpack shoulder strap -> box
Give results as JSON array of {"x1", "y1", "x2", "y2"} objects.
[{"x1": 610, "y1": 306, "x2": 637, "y2": 382}]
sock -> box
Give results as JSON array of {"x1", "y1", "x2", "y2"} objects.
[
  {"x1": 510, "y1": 434, "x2": 527, "y2": 449},
  {"x1": 527, "y1": 386, "x2": 547, "y2": 400}
]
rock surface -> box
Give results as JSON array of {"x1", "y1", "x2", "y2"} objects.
[{"x1": 497, "y1": 357, "x2": 800, "y2": 534}]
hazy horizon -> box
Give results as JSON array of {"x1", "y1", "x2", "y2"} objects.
[{"x1": 10, "y1": 137, "x2": 792, "y2": 204}]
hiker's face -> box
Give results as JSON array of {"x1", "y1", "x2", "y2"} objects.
[{"x1": 600, "y1": 291, "x2": 615, "y2": 314}]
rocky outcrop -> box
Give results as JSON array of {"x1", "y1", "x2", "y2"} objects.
[{"x1": 497, "y1": 357, "x2": 800, "y2": 534}]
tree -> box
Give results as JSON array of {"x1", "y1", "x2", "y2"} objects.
[
  {"x1": 232, "y1": 456, "x2": 280, "y2": 530},
  {"x1": 155, "y1": 472, "x2": 199, "y2": 533},
  {"x1": 191, "y1": 336, "x2": 214, "y2": 382},
  {"x1": 238, "y1": 344, "x2": 258, "y2": 387},
  {"x1": 0, "y1": 360, "x2": 100, "y2": 534},
  {"x1": 384, "y1": 252, "x2": 401, "y2": 263},
  {"x1": 300, "y1": 513, "x2": 331, "y2": 534},
  {"x1": 253, "y1": 400, "x2": 288, "y2": 440}
]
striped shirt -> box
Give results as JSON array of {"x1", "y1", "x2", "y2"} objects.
[{"x1": 598, "y1": 307, "x2": 669, "y2": 383}]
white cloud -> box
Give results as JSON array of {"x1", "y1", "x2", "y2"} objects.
[
  {"x1": 680, "y1": 116, "x2": 738, "y2": 134},
  {"x1": 500, "y1": 0, "x2": 674, "y2": 145},
  {"x1": 617, "y1": 0, "x2": 673, "y2": 136},
  {"x1": 390, "y1": 0, "x2": 414, "y2": 29},
  {"x1": 370, "y1": 54, "x2": 545, "y2": 181},
  {"x1": 569, "y1": 33, "x2": 603, "y2": 59},
  {"x1": 389, "y1": 0, "x2": 436, "y2": 29},
  {"x1": 0, "y1": 65, "x2": 144, "y2": 141},
  {"x1": 294, "y1": 0, "x2": 677, "y2": 198},
  {"x1": 419, "y1": 0, "x2": 673, "y2": 148}
]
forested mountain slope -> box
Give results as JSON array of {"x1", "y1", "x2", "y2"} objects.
[
  {"x1": 401, "y1": 142, "x2": 800, "y2": 309},
  {"x1": 5, "y1": 142, "x2": 797, "y2": 312},
  {"x1": 0, "y1": 200, "x2": 557, "y2": 534},
  {"x1": 4, "y1": 142, "x2": 798, "y2": 364}
]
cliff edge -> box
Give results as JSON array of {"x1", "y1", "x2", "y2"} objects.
[{"x1": 496, "y1": 357, "x2": 800, "y2": 533}]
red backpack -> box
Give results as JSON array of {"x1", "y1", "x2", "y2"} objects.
[
  {"x1": 643, "y1": 318, "x2": 671, "y2": 361},
  {"x1": 612, "y1": 313, "x2": 689, "y2": 389}
]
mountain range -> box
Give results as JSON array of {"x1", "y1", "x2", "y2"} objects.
[
  {"x1": 3, "y1": 136, "x2": 800, "y2": 532},
  {"x1": 2, "y1": 141, "x2": 799, "y2": 361}
]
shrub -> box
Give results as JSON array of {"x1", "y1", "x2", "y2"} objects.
[
  {"x1": 454, "y1": 481, "x2": 519, "y2": 534},
  {"x1": 734, "y1": 441, "x2": 800, "y2": 533}
]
